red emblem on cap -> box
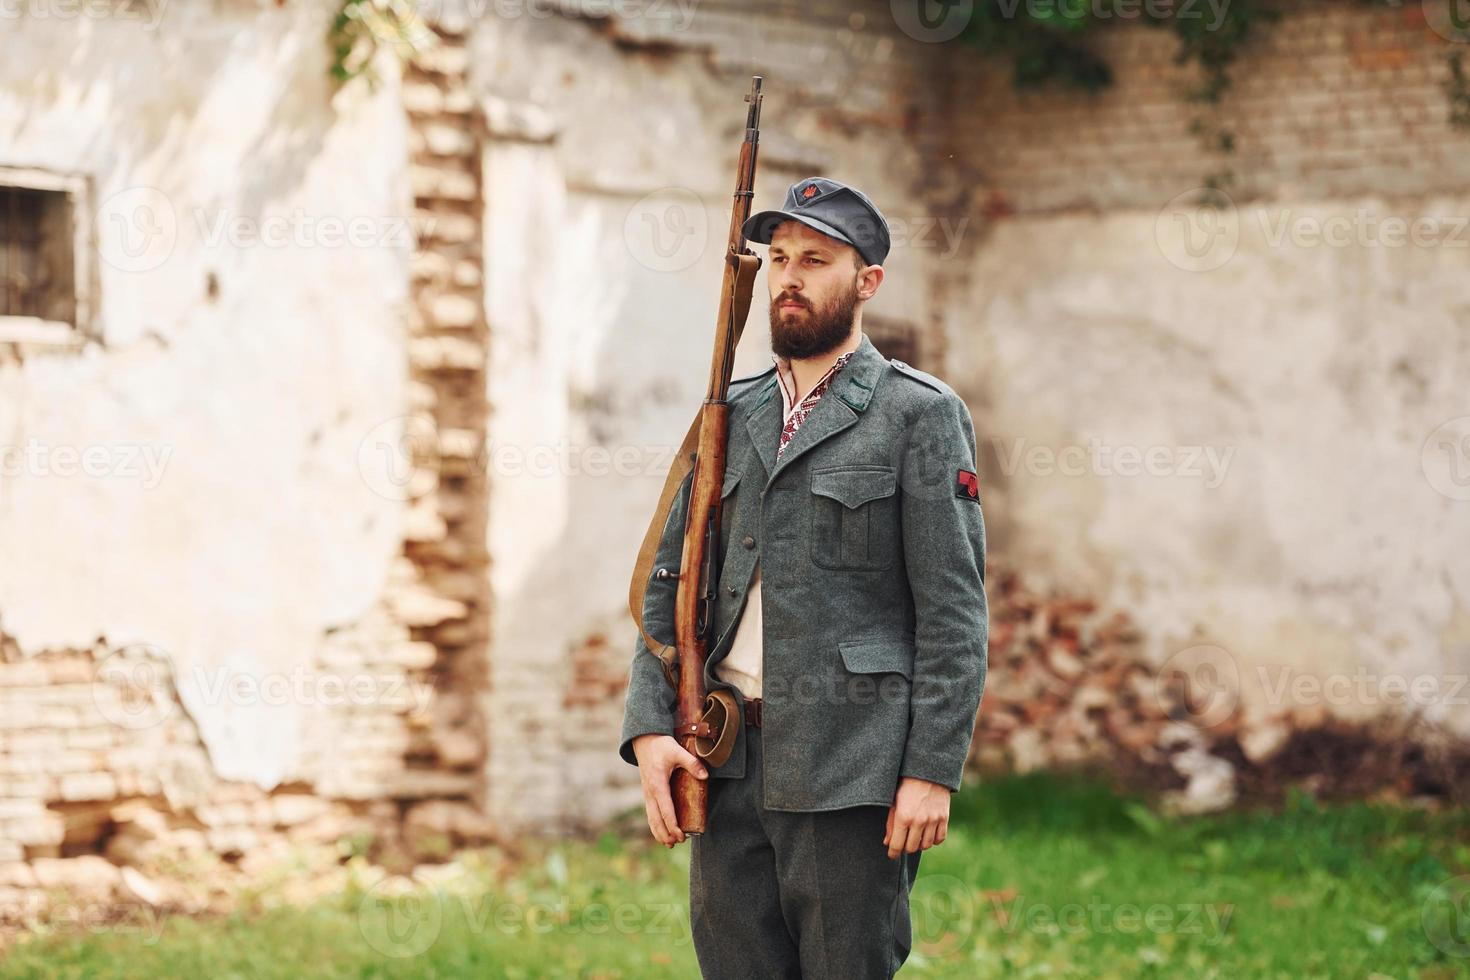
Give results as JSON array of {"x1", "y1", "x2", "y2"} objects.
[
  {"x1": 801, "y1": 183, "x2": 819, "y2": 199},
  {"x1": 955, "y1": 468, "x2": 979, "y2": 502}
]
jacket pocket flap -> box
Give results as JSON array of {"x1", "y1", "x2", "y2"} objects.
[
  {"x1": 811, "y1": 467, "x2": 896, "y2": 509},
  {"x1": 838, "y1": 636, "x2": 914, "y2": 678}
]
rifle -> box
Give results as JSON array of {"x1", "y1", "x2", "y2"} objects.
[{"x1": 627, "y1": 75, "x2": 765, "y2": 836}]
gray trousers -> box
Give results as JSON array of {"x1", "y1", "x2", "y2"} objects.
[{"x1": 688, "y1": 723, "x2": 923, "y2": 979}]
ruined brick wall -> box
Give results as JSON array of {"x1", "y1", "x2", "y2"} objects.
[
  {"x1": 942, "y1": 0, "x2": 1470, "y2": 212},
  {"x1": 0, "y1": 20, "x2": 496, "y2": 931},
  {"x1": 395, "y1": 25, "x2": 494, "y2": 800},
  {"x1": 938, "y1": 0, "x2": 1470, "y2": 772},
  {"x1": 973, "y1": 564, "x2": 1470, "y2": 815}
]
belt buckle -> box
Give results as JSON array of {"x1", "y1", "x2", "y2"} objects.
[{"x1": 744, "y1": 697, "x2": 762, "y2": 728}]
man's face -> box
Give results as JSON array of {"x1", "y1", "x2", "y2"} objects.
[{"x1": 767, "y1": 219, "x2": 866, "y2": 360}]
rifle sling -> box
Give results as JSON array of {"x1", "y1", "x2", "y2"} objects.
[{"x1": 628, "y1": 249, "x2": 763, "y2": 690}]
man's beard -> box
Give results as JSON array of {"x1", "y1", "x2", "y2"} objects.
[{"x1": 769, "y1": 278, "x2": 859, "y2": 360}]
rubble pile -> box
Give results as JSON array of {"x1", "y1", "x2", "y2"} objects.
[{"x1": 970, "y1": 564, "x2": 1470, "y2": 813}]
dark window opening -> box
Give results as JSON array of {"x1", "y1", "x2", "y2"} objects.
[{"x1": 0, "y1": 185, "x2": 76, "y2": 325}]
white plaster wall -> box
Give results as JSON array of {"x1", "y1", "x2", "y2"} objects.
[
  {"x1": 0, "y1": 3, "x2": 412, "y2": 785},
  {"x1": 955, "y1": 197, "x2": 1470, "y2": 735}
]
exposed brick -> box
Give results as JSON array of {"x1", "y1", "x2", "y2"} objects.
[{"x1": 427, "y1": 293, "x2": 481, "y2": 330}]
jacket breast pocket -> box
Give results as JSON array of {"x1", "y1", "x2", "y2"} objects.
[{"x1": 809, "y1": 465, "x2": 898, "y2": 571}]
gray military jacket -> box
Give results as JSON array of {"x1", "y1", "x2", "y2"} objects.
[{"x1": 619, "y1": 331, "x2": 988, "y2": 812}]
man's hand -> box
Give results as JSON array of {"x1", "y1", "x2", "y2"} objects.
[
  {"x1": 884, "y1": 776, "x2": 951, "y2": 860},
  {"x1": 631, "y1": 733, "x2": 708, "y2": 847}
]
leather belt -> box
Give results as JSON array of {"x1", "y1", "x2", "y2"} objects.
[{"x1": 743, "y1": 696, "x2": 763, "y2": 728}]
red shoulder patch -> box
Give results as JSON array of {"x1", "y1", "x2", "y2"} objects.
[{"x1": 955, "y1": 468, "x2": 979, "y2": 502}]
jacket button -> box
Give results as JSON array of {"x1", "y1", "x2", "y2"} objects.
[
  {"x1": 742, "y1": 535, "x2": 755, "y2": 549},
  {"x1": 725, "y1": 584, "x2": 739, "y2": 596}
]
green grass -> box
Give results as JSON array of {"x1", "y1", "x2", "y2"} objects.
[{"x1": 5, "y1": 772, "x2": 1470, "y2": 979}]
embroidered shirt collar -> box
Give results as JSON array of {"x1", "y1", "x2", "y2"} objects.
[{"x1": 771, "y1": 344, "x2": 858, "y2": 422}]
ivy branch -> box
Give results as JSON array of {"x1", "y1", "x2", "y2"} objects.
[
  {"x1": 954, "y1": 0, "x2": 1467, "y2": 188},
  {"x1": 329, "y1": 0, "x2": 438, "y2": 88}
]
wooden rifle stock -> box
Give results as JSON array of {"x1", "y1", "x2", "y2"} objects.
[
  {"x1": 623, "y1": 76, "x2": 764, "y2": 840},
  {"x1": 660, "y1": 75, "x2": 765, "y2": 836}
]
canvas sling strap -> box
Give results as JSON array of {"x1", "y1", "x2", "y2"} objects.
[{"x1": 626, "y1": 249, "x2": 762, "y2": 768}]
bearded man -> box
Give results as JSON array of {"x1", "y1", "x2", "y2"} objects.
[{"x1": 620, "y1": 176, "x2": 988, "y2": 979}]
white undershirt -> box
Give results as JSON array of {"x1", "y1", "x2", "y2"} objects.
[{"x1": 714, "y1": 342, "x2": 857, "y2": 700}]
